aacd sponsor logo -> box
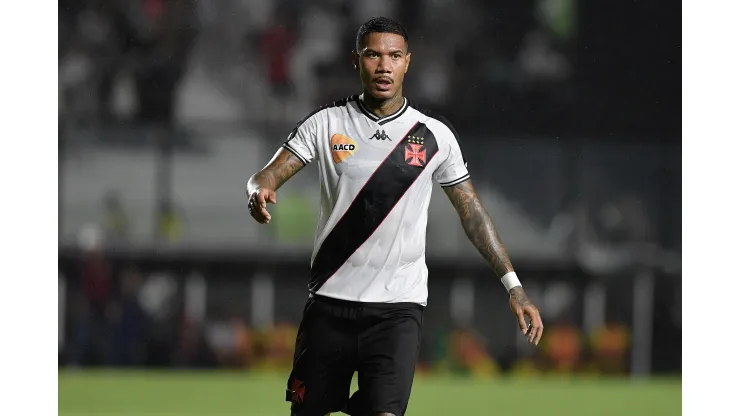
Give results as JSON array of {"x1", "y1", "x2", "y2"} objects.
[{"x1": 330, "y1": 134, "x2": 357, "y2": 164}]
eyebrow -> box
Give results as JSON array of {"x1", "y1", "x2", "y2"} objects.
[{"x1": 362, "y1": 48, "x2": 405, "y2": 55}]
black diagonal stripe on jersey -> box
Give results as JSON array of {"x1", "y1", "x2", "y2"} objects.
[{"x1": 308, "y1": 122, "x2": 440, "y2": 292}]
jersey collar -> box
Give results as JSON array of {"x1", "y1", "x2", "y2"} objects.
[{"x1": 357, "y1": 94, "x2": 409, "y2": 126}]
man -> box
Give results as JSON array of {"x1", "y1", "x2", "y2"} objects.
[{"x1": 246, "y1": 17, "x2": 544, "y2": 416}]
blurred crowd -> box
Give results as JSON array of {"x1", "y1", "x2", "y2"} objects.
[
  {"x1": 63, "y1": 237, "x2": 633, "y2": 377},
  {"x1": 58, "y1": 0, "x2": 575, "y2": 130},
  {"x1": 59, "y1": 0, "x2": 198, "y2": 128}
]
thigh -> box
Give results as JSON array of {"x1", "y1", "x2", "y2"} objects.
[
  {"x1": 287, "y1": 298, "x2": 357, "y2": 415},
  {"x1": 352, "y1": 305, "x2": 423, "y2": 416}
]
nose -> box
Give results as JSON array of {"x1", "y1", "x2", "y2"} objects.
[{"x1": 376, "y1": 55, "x2": 392, "y2": 73}]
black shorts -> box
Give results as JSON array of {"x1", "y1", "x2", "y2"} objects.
[{"x1": 286, "y1": 294, "x2": 424, "y2": 416}]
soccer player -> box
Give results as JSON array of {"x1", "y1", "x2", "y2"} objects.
[{"x1": 246, "y1": 17, "x2": 544, "y2": 416}]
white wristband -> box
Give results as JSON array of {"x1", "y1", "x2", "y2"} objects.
[{"x1": 501, "y1": 272, "x2": 522, "y2": 292}]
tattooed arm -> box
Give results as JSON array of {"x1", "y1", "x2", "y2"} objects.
[
  {"x1": 246, "y1": 148, "x2": 306, "y2": 224},
  {"x1": 443, "y1": 179, "x2": 544, "y2": 345}
]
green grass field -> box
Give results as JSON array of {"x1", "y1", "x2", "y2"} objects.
[{"x1": 59, "y1": 371, "x2": 680, "y2": 416}]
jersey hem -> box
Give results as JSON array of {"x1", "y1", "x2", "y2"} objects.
[{"x1": 310, "y1": 290, "x2": 427, "y2": 307}]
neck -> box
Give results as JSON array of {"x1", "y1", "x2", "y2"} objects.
[{"x1": 361, "y1": 89, "x2": 404, "y2": 118}]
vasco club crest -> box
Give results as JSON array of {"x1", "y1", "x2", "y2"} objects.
[{"x1": 404, "y1": 134, "x2": 426, "y2": 167}]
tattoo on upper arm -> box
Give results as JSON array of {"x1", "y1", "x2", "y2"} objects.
[{"x1": 443, "y1": 180, "x2": 514, "y2": 278}]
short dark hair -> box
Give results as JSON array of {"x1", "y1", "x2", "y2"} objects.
[{"x1": 355, "y1": 17, "x2": 409, "y2": 52}]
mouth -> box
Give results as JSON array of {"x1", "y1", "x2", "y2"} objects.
[{"x1": 373, "y1": 78, "x2": 393, "y2": 91}]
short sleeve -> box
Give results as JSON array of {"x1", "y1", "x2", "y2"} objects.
[
  {"x1": 282, "y1": 112, "x2": 320, "y2": 165},
  {"x1": 433, "y1": 124, "x2": 470, "y2": 187}
]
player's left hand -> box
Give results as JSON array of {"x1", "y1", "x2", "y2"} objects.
[{"x1": 509, "y1": 287, "x2": 544, "y2": 346}]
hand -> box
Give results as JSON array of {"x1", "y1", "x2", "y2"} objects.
[
  {"x1": 248, "y1": 188, "x2": 277, "y2": 224},
  {"x1": 509, "y1": 286, "x2": 544, "y2": 345}
]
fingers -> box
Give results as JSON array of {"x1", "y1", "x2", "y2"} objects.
[
  {"x1": 528, "y1": 323, "x2": 536, "y2": 344},
  {"x1": 534, "y1": 316, "x2": 544, "y2": 345},
  {"x1": 524, "y1": 307, "x2": 544, "y2": 346},
  {"x1": 516, "y1": 309, "x2": 528, "y2": 335},
  {"x1": 266, "y1": 190, "x2": 277, "y2": 204},
  {"x1": 258, "y1": 205, "x2": 272, "y2": 223},
  {"x1": 249, "y1": 202, "x2": 269, "y2": 224},
  {"x1": 255, "y1": 192, "x2": 267, "y2": 209},
  {"x1": 249, "y1": 191, "x2": 274, "y2": 224}
]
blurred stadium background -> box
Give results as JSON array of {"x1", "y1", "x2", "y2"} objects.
[{"x1": 58, "y1": 0, "x2": 681, "y2": 414}]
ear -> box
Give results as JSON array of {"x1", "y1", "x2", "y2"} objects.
[
  {"x1": 404, "y1": 52, "x2": 411, "y2": 74},
  {"x1": 352, "y1": 50, "x2": 360, "y2": 71}
]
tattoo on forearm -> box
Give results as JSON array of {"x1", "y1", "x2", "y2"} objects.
[
  {"x1": 247, "y1": 150, "x2": 305, "y2": 194},
  {"x1": 444, "y1": 180, "x2": 515, "y2": 278}
]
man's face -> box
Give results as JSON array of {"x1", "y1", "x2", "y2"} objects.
[{"x1": 353, "y1": 32, "x2": 411, "y2": 100}]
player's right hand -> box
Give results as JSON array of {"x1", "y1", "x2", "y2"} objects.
[{"x1": 248, "y1": 188, "x2": 277, "y2": 224}]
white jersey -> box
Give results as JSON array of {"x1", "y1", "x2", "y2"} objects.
[{"x1": 282, "y1": 94, "x2": 469, "y2": 306}]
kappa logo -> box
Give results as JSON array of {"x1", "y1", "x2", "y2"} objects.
[
  {"x1": 370, "y1": 130, "x2": 391, "y2": 141},
  {"x1": 330, "y1": 133, "x2": 358, "y2": 164}
]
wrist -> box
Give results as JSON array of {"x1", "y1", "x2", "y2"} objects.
[
  {"x1": 501, "y1": 272, "x2": 522, "y2": 292},
  {"x1": 246, "y1": 178, "x2": 259, "y2": 195},
  {"x1": 246, "y1": 178, "x2": 270, "y2": 195}
]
